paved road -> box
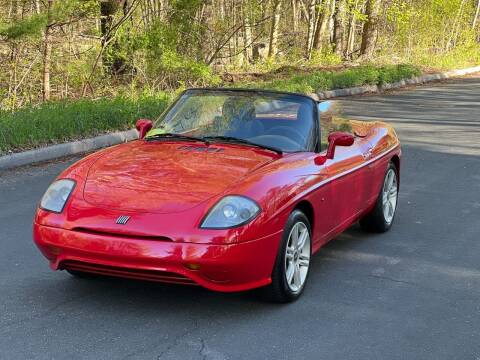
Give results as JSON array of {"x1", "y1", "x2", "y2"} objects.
[{"x1": 1, "y1": 78, "x2": 479, "y2": 360}]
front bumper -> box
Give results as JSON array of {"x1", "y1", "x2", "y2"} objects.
[{"x1": 33, "y1": 223, "x2": 282, "y2": 292}]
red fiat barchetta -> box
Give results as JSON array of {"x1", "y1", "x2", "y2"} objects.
[{"x1": 33, "y1": 89, "x2": 400, "y2": 302}]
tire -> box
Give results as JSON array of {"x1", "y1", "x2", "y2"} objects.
[
  {"x1": 360, "y1": 161, "x2": 399, "y2": 233},
  {"x1": 259, "y1": 210, "x2": 312, "y2": 303}
]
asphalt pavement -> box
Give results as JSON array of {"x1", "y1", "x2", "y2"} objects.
[{"x1": 1, "y1": 77, "x2": 479, "y2": 360}]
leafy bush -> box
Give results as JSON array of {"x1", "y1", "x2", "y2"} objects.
[
  {"x1": 377, "y1": 64, "x2": 421, "y2": 84},
  {"x1": 0, "y1": 14, "x2": 47, "y2": 40},
  {"x1": 238, "y1": 64, "x2": 421, "y2": 93}
]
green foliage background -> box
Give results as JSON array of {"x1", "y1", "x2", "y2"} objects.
[{"x1": 0, "y1": 0, "x2": 479, "y2": 153}]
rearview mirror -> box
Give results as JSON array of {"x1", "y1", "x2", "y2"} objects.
[
  {"x1": 136, "y1": 119, "x2": 153, "y2": 139},
  {"x1": 315, "y1": 131, "x2": 354, "y2": 165},
  {"x1": 326, "y1": 132, "x2": 354, "y2": 159}
]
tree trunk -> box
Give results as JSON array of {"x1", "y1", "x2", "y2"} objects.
[
  {"x1": 219, "y1": 0, "x2": 225, "y2": 20},
  {"x1": 268, "y1": 0, "x2": 282, "y2": 58},
  {"x1": 332, "y1": 0, "x2": 346, "y2": 56},
  {"x1": 42, "y1": 0, "x2": 54, "y2": 102},
  {"x1": 360, "y1": 0, "x2": 381, "y2": 58},
  {"x1": 292, "y1": 0, "x2": 298, "y2": 32},
  {"x1": 450, "y1": 0, "x2": 468, "y2": 50},
  {"x1": 243, "y1": 2, "x2": 253, "y2": 64},
  {"x1": 312, "y1": 0, "x2": 331, "y2": 52},
  {"x1": 100, "y1": 0, "x2": 127, "y2": 74},
  {"x1": 100, "y1": 1, "x2": 118, "y2": 39},
  {"x1": 345, "y1": 0, "x2": 359, "y2": 58},
  {"x1": 329, "y1": 0, "x2": 336, "y2": 42},
  {"x1": 346, "y1": 15, "x2": 356, "y2": 58},
  {"x1": 474, "y1": 0, "x2": 480, "y2": 29},
  {"x1": 305, "y1": 0, "x2": 317, "y2": 58},
  {"x1": 34, "y1": 0, "x2": 41, "y2": 14},
  {"x1": 230, "y1": 0, "x2": 238, "y2": 65}
]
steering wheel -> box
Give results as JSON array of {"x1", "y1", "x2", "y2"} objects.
[{"x1": 266, "y1": 126, "x2": 306, "y2": 146}]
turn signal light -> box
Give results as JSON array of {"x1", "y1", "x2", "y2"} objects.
[{"x1": 184, "y1": 263, "x2": 201, "y2": 270}]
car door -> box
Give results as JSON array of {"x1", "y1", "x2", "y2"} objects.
[
  {"x1": 322, "y1": 136, "x2": 373, "y2": 235},
  {"x1": 315, "y1": 102, "x2": 375, "y2": 237}
]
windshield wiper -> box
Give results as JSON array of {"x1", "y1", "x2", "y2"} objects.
[
  {"x1": 145, "y1": 132, "x2": 207, "y2": 144},
  {"x1": 146, "y1": 133, "x2": 283, "y2": 154},
  {"x1": 203, "y1": 136, "x2": 283, "y2": 154}
]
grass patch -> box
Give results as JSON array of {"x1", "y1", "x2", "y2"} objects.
[
  {"x1": 416, "y1": 45, "x2": 480, "y2": 70},
  {"x1": 0, "y1": 94, "x2": 171, "y2": 154},
  {"x1": 236, "y1": 64, "x2": 421, "y2": 93}
]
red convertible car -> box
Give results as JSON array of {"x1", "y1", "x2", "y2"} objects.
[{"x1": 34, "y1": 89, "x2": 400, "y2": 302}]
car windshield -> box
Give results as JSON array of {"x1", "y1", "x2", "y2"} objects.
[{"x1": 149, "y1": 90, "x2": 316, "y2": 152}]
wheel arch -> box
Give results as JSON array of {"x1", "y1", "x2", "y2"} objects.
[
  {"x1": 293, "y1": 200, "x2": 314, "y2": 233},
  {"x1": 390, "y1": 154, "x2": 401, "y2": 188}
]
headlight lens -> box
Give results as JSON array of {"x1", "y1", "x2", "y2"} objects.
[
  {"x1": 201, "y1": 196, "x2": 260, "y2": 229},
  {"x1": 40, "y1": 179, "x2": 76, "y2": 213}
]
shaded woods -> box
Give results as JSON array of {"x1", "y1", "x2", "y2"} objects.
[{"x1": 1, "y1": 0, "x2": 480, "y2": 109}]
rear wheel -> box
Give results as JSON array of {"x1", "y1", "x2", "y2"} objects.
[
  {"x1": 259, "y1": 210, "x2": 312, "y2": 303},
  {"x1": 360, "y1": 162, "x2": 398, "y2": 232}
]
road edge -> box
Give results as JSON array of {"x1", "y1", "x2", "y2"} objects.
[
  {"x1": 1, "y1": 65, "x2": 479, "y2": 171},
  {"x1": 0, "y1": 129, "x2": 138, "y2": 171},
  {"x1": 311, "y1": 65, "x2": 480, "y2": 100}
]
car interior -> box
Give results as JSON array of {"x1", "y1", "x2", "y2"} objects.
[{"x1": 221, "y1": 98, "x2": 314, "y2": 152}]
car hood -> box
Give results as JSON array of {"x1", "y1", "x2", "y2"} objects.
[{"x1": 83, "y1": 141, "x2": 277, "y2": 213}]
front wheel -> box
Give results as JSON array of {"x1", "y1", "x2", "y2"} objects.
[
  {"x1": 360, "y1": 162, "x2": 399, "y2": 232},
  {"x1": 259, "y1": 210, "x2": 312, "y2": 303}
]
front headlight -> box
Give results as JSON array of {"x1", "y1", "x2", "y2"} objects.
[
  {"x1": 40, "y1": 179, "x2": 76, "y2": 213},
  {"x1": 200, "y1": 195, "x2": 261, "y2": 229}
]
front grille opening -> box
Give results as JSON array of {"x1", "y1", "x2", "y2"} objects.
[
  {"x1": 72, "y1": 227, "x2": 173, "y2": 242},
  {"x1": 60, "y1": 260, "x2": 196, "y2": 285}
]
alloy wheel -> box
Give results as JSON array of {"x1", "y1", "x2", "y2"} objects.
[
  {"x1": 284, "y1": 221, "x2": 311, "y2": 293},
  {"x1": 382, "y1": 168, "x2": 398, "y2": 225}
]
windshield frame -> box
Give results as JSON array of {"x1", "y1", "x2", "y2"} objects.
[{"x1": 152, "y1": 88, "x2": 320, "y2": 153}]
